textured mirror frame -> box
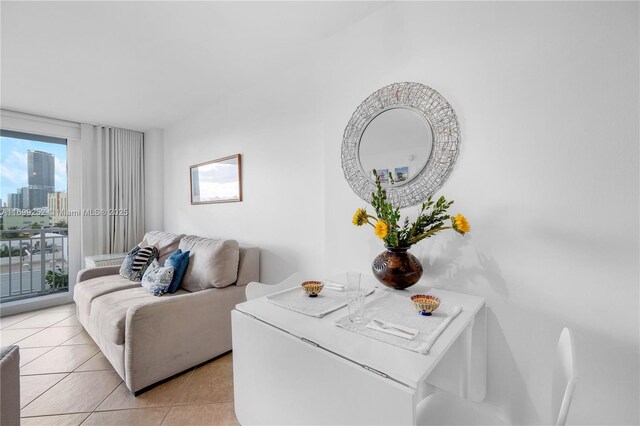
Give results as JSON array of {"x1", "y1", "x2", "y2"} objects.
[{"x1": 341, "y1": 82, "x2": 461, "y2": 208}]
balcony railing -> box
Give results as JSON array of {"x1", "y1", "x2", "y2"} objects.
[{"x1": 0, "y1": 227, "x2": 69, "y2": 303}]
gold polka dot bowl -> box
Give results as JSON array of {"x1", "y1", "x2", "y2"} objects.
[
  {"x1": 302, "y1": 281, "x2": 324, "y2": 297},
  {"x1": 410, "y1": 294, "x2": 440, "y2": 316}
]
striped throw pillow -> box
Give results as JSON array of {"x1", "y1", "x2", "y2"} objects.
[
  {"x1": 127, "y1": 246, "x2": 159, "y2": 281},
  {"x1": 132, "y1": 246, "x2": 157, "y2": 272}
]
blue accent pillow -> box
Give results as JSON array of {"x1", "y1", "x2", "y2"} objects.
[
  {"x1": 165, "y1": 249, "x2": 190, "y2": 293},
  {"x1": 141, "y1": 260, "x2": 174, "y2": 296}
]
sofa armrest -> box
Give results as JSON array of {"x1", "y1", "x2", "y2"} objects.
[
  {"x1": 77, "y1": 266, "x2": 121, "y2": 283},
  {"x1": 123, "y1": 285, "x2": 246, "y2": 392},
  {"x1": 0, "y1": 346, "x2": 20, "y2": 426},
  {"x1": 236, "y1": 246, "x2": 260, "y2": 287}
]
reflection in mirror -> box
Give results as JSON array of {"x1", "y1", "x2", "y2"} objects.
[
  {"x1": 190, "y1": 154, "x2": 242, "y2": 204},
  {"x1": 358, "y1": 108, "x2": 433, "y2": 186}
]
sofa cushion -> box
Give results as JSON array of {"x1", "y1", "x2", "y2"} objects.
[
  {"x1": 74, "y1": 274, "x2": 141, "y2": 326},
  {"x1": 165, "y1": 249, "x2": 190, "y2": 294},
  {"x1": 90, "y1": 287, "x2": 189, "y2": 345},
  {"x1": 178, "y1": 236, "x2": 240, "y2": 291},
  {"x1": 143, "y1": 231, "x2": 185, "y2": 264},
  {"x1": 141, "y1": 261, "x2": 174, "y2": 296}
]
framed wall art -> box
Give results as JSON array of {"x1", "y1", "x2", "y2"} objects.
[{"x1": 190, "y1": 154, "x2": 242, "y2": 204}]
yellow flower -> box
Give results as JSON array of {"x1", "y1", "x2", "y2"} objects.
[
  {"x1": 352, "y1": 208, "x2": 368, "y2": 226},
  {"x1": 452, "y1": 214, "x2": 470, "y2": 234},
  {"x1": 374, "y1": 221, "x2": 389, "y2": 239}
]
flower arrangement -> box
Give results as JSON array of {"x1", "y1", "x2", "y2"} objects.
[{"x1": 352, "y1": 170, "x2": 469, "y2": 248}]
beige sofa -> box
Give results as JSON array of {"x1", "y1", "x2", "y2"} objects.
[{"x1": 74, "y1": 232, "x2": 259, "y2": 394}]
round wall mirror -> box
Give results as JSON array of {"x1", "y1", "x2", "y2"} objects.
[
  {"x1": 358, "y1": 107, "x2": 433, "y2": 187},
  {"x1": 341, "y1": 82, "x2": 461, "y2": 208}
]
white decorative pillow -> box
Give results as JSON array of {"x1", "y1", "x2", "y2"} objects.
[
  {"x1": 141, "y1": 260, "x2": 174, "y2": 296},
  {"x1": 178, "y1": 236, "x2": 239, "y2": 291},
  {"x1": 143, "y1": 231, "x2": 185, "y2": 264}
]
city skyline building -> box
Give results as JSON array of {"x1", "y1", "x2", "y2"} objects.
[
  {"x1": 28, "y1": 150, "x2": 55, "y2": 187},
  {"x1": 48, "y1": 191, "x2": 68, "y2": 225},
  {"x1": 7, "y1": 192, "x2": 23, "y2": 209},
  {"x1": 24, "y1": 150, "x2": 55, "y2": 209}
]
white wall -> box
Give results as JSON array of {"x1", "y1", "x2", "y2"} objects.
[
  {"x1": 161, "y1": 2, "x2": 639, "y2": 424},
  {"x1": 163, "y1": 71, "x2": 327, "y2": 282}
]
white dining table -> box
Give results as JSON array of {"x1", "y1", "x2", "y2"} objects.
[{"x1": 232, "y1": 273, "x2": 486, "y2": 425}]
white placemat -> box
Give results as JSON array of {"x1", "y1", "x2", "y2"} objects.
[
  {"x1": 335, "y1": 292, "x2": 462, "y2": 354},
  {"x1": 266, "y1": 285, "x2": 375, "y2": 318}
]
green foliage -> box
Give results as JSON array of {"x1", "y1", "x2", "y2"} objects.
[
  {"x1": 3, "y1": 226, "x2": 25, "y2": 239},
  {"x1": 370, "y1": 169, "x2": 454, "y2": 248},
  {"x1": 370, "y1": 170, "x2": 401, "y2": 247},
  {"x1": 45, "y1": 267, "x2": 69, "y2": 289},
  {"x1": 0, "y1": 246, "x2": 26, "y2": 258}
]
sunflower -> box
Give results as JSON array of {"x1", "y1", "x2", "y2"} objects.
[
  {"x1": 374, "y1": 221, "x2": 389, "y2": 239},
  {"x1": 452, "y1": 214, "x2": 470, "y2": 234},
  {"x1": 352, "y1": 208, "x2": 368, "y2": 226}
]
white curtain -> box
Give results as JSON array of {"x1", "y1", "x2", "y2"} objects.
[{"x1": 80, "y1": 125, "x2": 144, "y2": 257}]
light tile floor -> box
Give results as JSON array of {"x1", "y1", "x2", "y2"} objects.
[{"x1": 1, "y1": 303, "x2": 239, "y2": 426}]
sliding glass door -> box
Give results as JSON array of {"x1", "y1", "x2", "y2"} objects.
[{"x1": 0, "y1": 130, "x2": 69, "y2": 303}]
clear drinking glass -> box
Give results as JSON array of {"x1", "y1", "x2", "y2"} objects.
[
  {"x1": 346, "y1": 272, "x2": 365, "y2": 324},
  {"x1": 347, "y1": 290, "x2": 366, "y2": 324},
  {"x1": 346, "y1": 271, "x2": 361, "y2": 292}
]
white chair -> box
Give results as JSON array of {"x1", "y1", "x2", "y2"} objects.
[
  {"x1": 245, "y1": 272, "x2": 308, "y2": 300},
  {"x1": 416, "y1": 327, "x2": 578, "y2": 426}
]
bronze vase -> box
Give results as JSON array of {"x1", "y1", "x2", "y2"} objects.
[{"x1": 372, "y1": 247, "x2": 423, "y2": 290}]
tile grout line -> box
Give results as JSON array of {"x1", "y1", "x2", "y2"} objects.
[
  {"x1": 73, "y1": 351, "x2": 106, "y2": 372},
  {"x1": 20, "y1": 335, "x2": 99, "y2": 374},
  {"x1": 3, "y1": 311, "x2": 75, "y2": 330},
  {"x1": 18, "y1": 346, "x2": 55, "y2": 370},
  {"x1": 21, "y1": 371, "x2": 122, "y2": 419},
  {"x1": 159, "y1": 405, "x2": 172, "y2": 425},
  {"x1": 0, "y1": 311, "x2": 42, "y2": 329},
  {"x1": 21, "y1": 411, "x2": 91, "y2": 420},
  {"x1": 20, "y1": 372, "x2": 71, "y2": 413},
  {"x1": 2, "y1": 327, "x2": 46, "y2": 346},
  {"x1": 10, "y1": 315, "x2": 78, "y2": 349},
  {"x1": 92, "y1": 377, "x2": 126, "y2": 414},
  {"x1": 21, "y1": 402, "x2": 236, "y2": 419},
  {"x1": 48, "y1": 312, "x2": 80, "y2": 328},
  {"x1": 160, "y1": 367, "x2": 198, "y2": 423},
  {"x1": 20, "y1": 372, "x2": 70, "y2": 410}
]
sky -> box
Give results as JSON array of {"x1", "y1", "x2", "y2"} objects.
[{"x1": 0, "y1": 136, "x2": 67, "y2": 204}]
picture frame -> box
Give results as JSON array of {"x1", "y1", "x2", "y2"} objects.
[
  {"x1": 376, "y1": 168, "x2": 389, "y2": 184},
  {"x1": 395, "y1": 166, "x2": 409, "y2": 182},
  {"x1": 190, "y1": 154, "x2": 242, "y2": 204}
]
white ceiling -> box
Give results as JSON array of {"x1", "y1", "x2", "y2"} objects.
[{"x1": 1, "y1": 1, "x2": 386, "y2": 131}]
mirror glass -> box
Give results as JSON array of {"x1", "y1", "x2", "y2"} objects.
[
  {"x1": 191, "y1": 154, "x2": 242, "y2": 204},
  {"x1": 358, "y1": 108, "x2": 433, "y2": 186}
]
